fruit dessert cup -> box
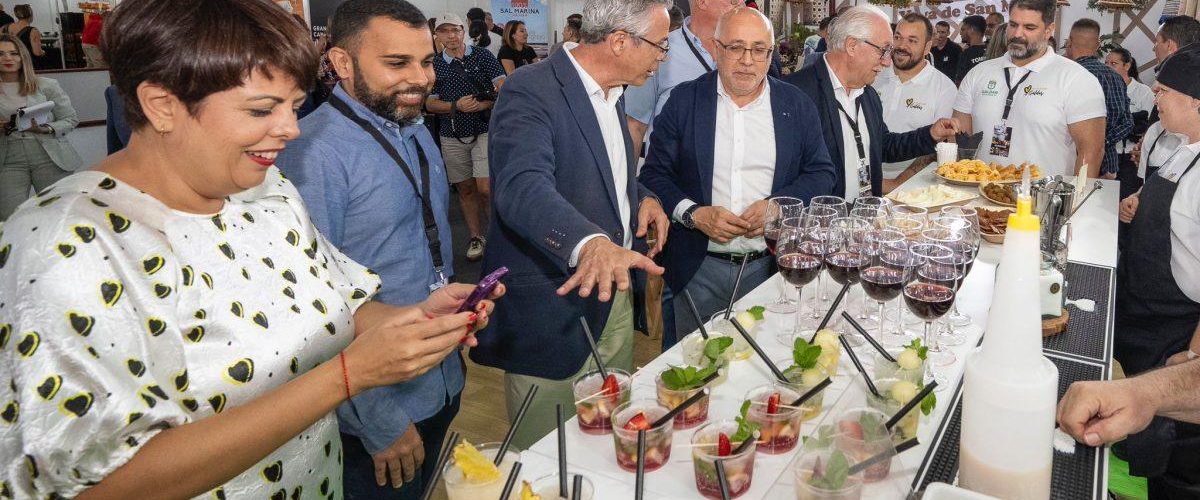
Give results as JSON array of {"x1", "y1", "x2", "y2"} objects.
[
  {"x1": 655, "y1": 367, "x2": 712, "y2": 429},
  {"x1": 865, "y1": 377, "x2": 934, "y2": 444},
  {"x1": 611, "y1": 400, "x2": 674, "y2": 472},
  {"x1": 833, "y1": 408, "x2": 896, "y2": 483},
  {"x1": 522, "y1": 473, "x2": 595, "y2": 500},
  {"x1": 691, "y1": 420, "x2": 757, "y2": 499},
  {"x1": 793, "y1": 448, "x2": 865, "y2": 500},
  {"x1": 680, "y1": 333, "x2": 733, "y2": 386},
  {"x1": 744, "y1": 384, "x2": 804, "y2": 454},
  {"x1": 443, "y1": 441, "x2": 522, "y2": 500}
]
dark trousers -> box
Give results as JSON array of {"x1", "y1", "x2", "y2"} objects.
[{"x1": 341, "y1": 394, "x2": 462, "y2": 500}]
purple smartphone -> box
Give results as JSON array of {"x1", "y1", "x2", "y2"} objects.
[{"x1": 456, "y1": 266, "x2": 508, "y2": 313}]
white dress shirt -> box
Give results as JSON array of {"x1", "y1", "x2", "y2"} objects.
[
  {"x1": 672, "y1": 77, "x2": 776, "y2": 254},
  {"x1": 1157, "y1": 140, "x2": 1200, "y2": 302},
  {"x1": 825, "y1": 57, "x2": 872, "y2": 200},
  {"x1": 563, "y1": 43, "x2": 633, "y2": 265},
  {"x1": 1139, "y1": 121, "x2": 1187, "y2": 179},
  {"x1": 872, "y1": 62, "x2": 956, "y2": 178}
]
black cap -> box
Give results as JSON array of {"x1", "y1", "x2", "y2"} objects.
[{"x1": 1157, "y1": 43, "x2": 1200, "y2": 100}]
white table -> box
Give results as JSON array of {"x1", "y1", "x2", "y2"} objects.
[{"x1": 520, "y1": 165, "x2": 1119, "y2": 499}]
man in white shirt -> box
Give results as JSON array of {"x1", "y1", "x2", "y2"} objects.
[
  {"x1": 640, "y1": 8, "x2": 837, "y2": 339},
  {"x1": 872, "y1": 13, "x2": 957, "y2": 182},
  {"x1": 475, "y1": 0, "x2": 672, "y2": 448},
  {"x1": 952, "y1": 0, "x2": 1106, "y2": 178}
]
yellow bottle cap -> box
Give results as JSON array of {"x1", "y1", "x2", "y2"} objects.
[{"x1": 1008, "y1": 194, "x2": 1040, "y2": 232}]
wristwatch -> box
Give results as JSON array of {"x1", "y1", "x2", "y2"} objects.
[{"x1": 681, "y1": 204, "x2": 703, "y2": 230}]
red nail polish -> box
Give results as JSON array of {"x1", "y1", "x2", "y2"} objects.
[{"x1": 468, "y1": 313, "x2": 478, "y2": 322}]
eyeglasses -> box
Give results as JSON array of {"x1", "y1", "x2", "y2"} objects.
[
  {"x1": 714, "y1": 40, "x2": 774, "y2": 62},
  {"x1": 859, "y1": 38, "x2": 894, "y2": 61},
  {"x1": 636, "y1": 35, "x2": 671, "y2": 59}
]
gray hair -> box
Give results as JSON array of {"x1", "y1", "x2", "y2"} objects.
[
  {"x1": 828, "y1": 5, "x2": 889, "y2": 51},
  {"x1": 715, "y1": 7, "x2": 776, "y2": 42},
  {"x1": 579, "y1": 0, "x2": 670, "y2": 44}
]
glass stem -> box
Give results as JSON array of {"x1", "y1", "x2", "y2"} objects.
[
  {"x1": 877, "y1": 301, "x2": 886, "y2": 339},
  {"x1": 794, "y1": 286, "x2": 805, "y2": 333},
  {"x1": 858, "y1": 287, "x2": 869, "y2": 320},
  {"x1": 924, "y1": 321, "x2": 934, "y2": 352}
]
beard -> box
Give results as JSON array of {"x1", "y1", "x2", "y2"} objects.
[
  {"x1": 352, "y1": 61, "x2": 426, "y2": 126},
  {"x1": 1007, "y1": 36, "x2": 1043, "y2": 60},
  {"x1": 892, "y1": 49, "x2": 921, "y2": 71}
]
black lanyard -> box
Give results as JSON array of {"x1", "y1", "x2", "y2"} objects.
[
  {"x1": 1144, "y1": 130, "x2": 1171, "y2": 178},
  {"x1": 327, "y1": 93, "x2": 446, "y2": 280},
  {"x1": 683, "y1": 31, "x2": 713, "y2": 72},
  {"x1": 834, "y1": 99, "x2": 867, "y2": 162},
  {"x1": 1002, "y1": 68, "x2": 1033, "y2": 121}
]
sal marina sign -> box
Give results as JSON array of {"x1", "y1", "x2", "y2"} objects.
[{"x1": 491, "y1": 0, "x2": 551, "y2": 45}]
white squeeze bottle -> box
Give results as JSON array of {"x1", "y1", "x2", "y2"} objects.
[{"x1": 958, "y1": 172, "x2": 1059, "y2": 499}]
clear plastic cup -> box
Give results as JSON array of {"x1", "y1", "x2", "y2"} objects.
[
  {"x1": 572, "y1": 368, "x2": 631, "y2": 435},
  {"x1": 691, "y1": 420, "x2": 757, "y2": 499},
  {"x1": 775, "y1": 357, "x2": 829, "y2": 422},
  {"x1": 866, "y1": 377, "x2": 922, "y2": 444},
  {"x1": 872, "y1": 350, "x2": 925, "y2": 385},
  {"x1": 833, "y1": 408, "x2": 896, "y2": 483},
  {"x1": 529, "y1": 473, "x2": 595, "y2": 500},
  {"x1": 680, "y1": 331, "x2": 732, "y2": 386},
  {"x1": 707, "y1": 309, "x2": 760, "y2": 361},
  {"x1": 442, "y1": 442, "x2": 522, "y2": 500},
  {"x1": 655, "y1": 369, "x2": 711, "y2": 429},
  {"x1": 744, "y1": 383, "x2": 804, "y2": 454},
  {"x1": 793, "y1": 448, "x2": 865, "y2": 500},
  {"x1": 611, "y1": 399, "x2": 674, "y2": 472}
]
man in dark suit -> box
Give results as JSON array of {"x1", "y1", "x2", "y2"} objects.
[
  {"x1": 640, "y1": 7, "x2": 837, "y2": 339},
  {"x1": 471, "y1": 0, "x2": 672, "y2": 449},
  {"x1": 784, "y1": 5, "x2": 956, "y2": 199}
]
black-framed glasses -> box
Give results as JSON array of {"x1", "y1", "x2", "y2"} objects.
[
  {"x1": 636, "y1": 35, "x2": 671, "y2": 56},
  {"x1": 714, "y1": 40, "x2": 775, "y2": 62},
  {"x1": 859, "y1": 38, "x2": 894, "y2": 61}
]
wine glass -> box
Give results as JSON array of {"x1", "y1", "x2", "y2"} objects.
[
  {"x1": 765, "y1": 197, "x2": 805, "y2": 313},
  {"x1": 887, "y1": 205, "x2": 928, "y2": 240},
  {"x1": 853, "y1": 196, "x2": 890, "y2": 213},
  {"x1": 811, "y1": 195, "x2": 849, "y2": 217},
  {"x1": 920, "y1": 228, "x2": 970, "y2": 347},
  {"x1": 777, "y1": 216, "x2": 825, "y2": 340},
  {"x1": 827, "y1": 217, "x2": 872, "y2": 346},
  {"x1": 935, "y1": 211, "x2": 981, "y2": 328},
  {"x1": 849, "y1": 207, "x2": 885, "y2": 318},
  {"x1": 860, "y1": 229, "x2": 911, "y2": 346},
  {"x1": 904, "y1": 243, "x2": 958, "y2": 382},
  {"x1": 804, "y1": 205, "x2": 839, "y2": 320}
]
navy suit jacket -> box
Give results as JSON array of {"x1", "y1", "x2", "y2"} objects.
[
  {"x1": 639, "y1": 72, "x2": 837, "y2": 293},
  {"x1": 784, "y1": 55, "x2": 936, "y2": 196},
  {"x1": 471, "y1": 50, "x2": 654, "y2": 379}
]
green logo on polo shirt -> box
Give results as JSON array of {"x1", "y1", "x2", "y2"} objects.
[{"x1": 981, "y1": 80, "x2": 1000, "y2": 97}]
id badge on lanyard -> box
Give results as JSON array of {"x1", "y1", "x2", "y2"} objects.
[
  {"x1": 857, "y1": 158, "x2": 872, "y2": 198},
  {"x1": 430, "y1": 268, "x2": 449, "y2": 292},
  {"x1": 990, "y1": 68, "x2": 1031, "y2": 158}
]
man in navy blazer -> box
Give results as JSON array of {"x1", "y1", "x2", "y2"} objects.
[
  {"x1": 471, "y1": 0, "x2": 673, "y2": 449},
  {"x1": 784, "y1": 5, "x2": 957, "y2": 199},
  {"x1": 640, "y1": 8, "x2": 837, "y2": 340}
]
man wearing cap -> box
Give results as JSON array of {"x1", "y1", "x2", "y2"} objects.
[
  {"x1": 427, "y1": 13, "x2": 507, "y2": 263},
  {"x1": 1081, "y1": 43, "x2": 1200, "y2": 498}
]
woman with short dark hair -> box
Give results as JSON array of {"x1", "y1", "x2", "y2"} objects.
[
  {"x1": 498, "y1": 20, "x2": 538, "y2": 74},
  {"x1": 0, "y1": 0, "x2": 495, "y2": 498}
]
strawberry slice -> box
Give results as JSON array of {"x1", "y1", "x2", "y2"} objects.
[
  {"x1": 601, "y1": 374, "x2": 620, "y2": 401},
  {"x1": 766, "y1": 392, "x2": 781, "y2": 415},
  {"x1": 623, "y1": 412, "x2": 650, "y2": 431},
  {"x1": 838, "y1": 420, "x2": 864, "y2": 440},
  {"x1": 717, "y1": 433, "x2": 732, "y2": 456}
]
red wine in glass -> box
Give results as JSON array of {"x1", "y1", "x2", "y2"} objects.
[
  {"x1": 918, "y1": 264, "x2": 963, "y2": 290},
  {"x1": 860, "y1": 266, "x2": 904, "y2": 301},
  {"x1": 903, "y1": 282, "x2": 955, "y2": 321},
  {"x1": 826, "y1": 251, "x2": 867, "y2": 285},
  {"x1": 778, "y1": 253, "x2": 822, "y2": 286},
  {"x1": 765, "y1": 229, "x2": 780, "y2": 255}
]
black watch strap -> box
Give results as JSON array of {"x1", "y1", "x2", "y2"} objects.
[{"x1": 682, "y1": 204, "x2": 703, "y2": 229}]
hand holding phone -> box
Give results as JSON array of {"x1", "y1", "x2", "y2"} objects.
[{"x1": 456, "y1": 266, "x2": 508, "y2": 313}]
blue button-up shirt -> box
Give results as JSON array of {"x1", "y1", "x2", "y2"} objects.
[
  {"x1": 624, "y1": 18, "x2": 714, "y2": 130},
  {"x1": 276, "y1": 84, "x2": 461, "y2": 453}
]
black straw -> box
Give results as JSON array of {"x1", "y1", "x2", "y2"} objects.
[
  {"x1": 571, "y1": 474, "x2": 583, "y2": 500},
  {"x1": 557, "y1": 404, "x2": 568, "y2": 497},
  {"x1": 847, "y1": 438, "x2": 919, "y2": 475},
  {"x1": 578, "y1": 317, "x2": 608, "y2": 379},
  {"x1": 724, "y1": 254, "x2": 751, "y2": 320},
  {"x1": 841, "y1": 311, "x2": 896, "y2": 362},
  {"x1": 498, "y1": 461, "x2": 523, "y2": 500},
  {"x1": 789, "y1": 377, "x2": 833, "y2": 407},
  {"x1": 729, "y1": 317, "x2": 790, "y2": 383},
  {"x1": 839, "y1": 335, "x2": 881, "y2": 397},
  {"x1": 635, "y1": 430, "x2": 646, "y2": 500},
  {"x1": 715, "y1": 459, "x2": 733, "y2": 500},
  {"x1": 419, "y1": 431, "x2": 460, "y2": 500},
  {"x1": 811, "y1": 282, "x2": 852, "y2": 343},
  {"x1": 495, "y1": 385, "x2": 538, "y2": 465},
  {"x1": 731, "y1": 429, "x2": 760, "y2": 455},
  {"x1": 885, "y1": 381, "x2": 939, "y2": 431},
  {"x1": 683, "y1": 290, "x2": 710, "y2": 340}
]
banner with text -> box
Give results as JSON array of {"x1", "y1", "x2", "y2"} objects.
[
  {"x1": 878, "y1": 0, "x2": 1010, "y2": 35},
  {"x1": 491, "y1": 0, "x2": 551, "y2": 45}
]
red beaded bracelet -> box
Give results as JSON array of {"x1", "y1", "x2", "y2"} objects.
[{"x1": 338, "y1": 352, "x2": 352, "y2": 400}]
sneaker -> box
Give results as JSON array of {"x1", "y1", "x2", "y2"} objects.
[{"x1": 466, "y1": 237, "x2": 486, "y2": 262}]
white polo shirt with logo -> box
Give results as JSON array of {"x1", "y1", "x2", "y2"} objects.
[
  {"x1": 954, "y1": 50, "x2": 1106, "y2": 178},
  {"x1": 872, "y1": 62, "x2": 957, "y2": 178}
]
